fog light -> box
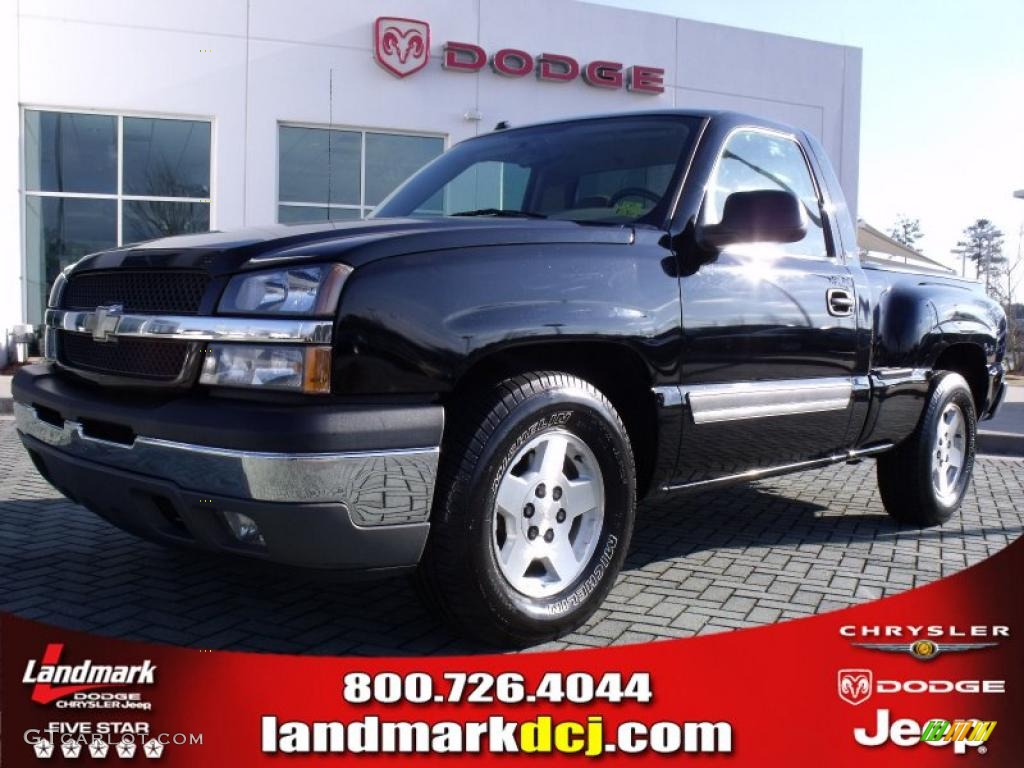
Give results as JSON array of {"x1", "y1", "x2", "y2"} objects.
[{"x1": 223, "y1": 511, "x2": 266, "y2": 547}]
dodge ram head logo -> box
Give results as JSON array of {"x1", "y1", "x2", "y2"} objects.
[
  {"x1": 374, "y1": 17, "x2": 430, "y2": 78},
  {"x1": 838, "y1": 669, "x2": 873, "y2": 706}
]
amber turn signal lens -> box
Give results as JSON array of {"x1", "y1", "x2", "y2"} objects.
[{"x1": 303, "y1": 346, "x2": 332, "y2": 394}]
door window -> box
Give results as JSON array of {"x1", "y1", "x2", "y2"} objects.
[{"x1": 704, "y1": 130, "x2": 829, "y2": 259}]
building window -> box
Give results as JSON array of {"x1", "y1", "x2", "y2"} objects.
[
  {"x1": 278, "y1": 125, "x2": 444, "y2": 223},
  {"x1": 23, "y1": 109, "x2": 212, "y2": 322}
]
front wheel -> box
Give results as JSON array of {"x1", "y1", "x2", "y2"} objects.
[
  {"x1": 418, "y1": 372, "x2": 636, "y2": 647},
  {"x1": 876, "y1": 371, "x2": 976, "y2": 526}
]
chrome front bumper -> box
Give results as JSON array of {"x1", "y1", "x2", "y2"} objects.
[{"x1": 14, "y1": 401, "x2": 439, "y2": 528}]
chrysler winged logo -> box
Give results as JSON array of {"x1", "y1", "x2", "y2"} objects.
[
  {"x1": 91, "y1": 304, "x2": 123, "y2": 343},
  {"x1": 374, "y1": 17, "x2": 430, "y2": 78},
  {"x1": 852, "y1": 639, "x2": 998, "y2": 661},
  {"x1": 838, "y1": 669, "x2": 873, "y2": 706}
]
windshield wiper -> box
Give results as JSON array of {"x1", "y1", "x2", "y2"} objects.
[{"x1": 450, "y1": 208, "x2": 548, "y2": 219}]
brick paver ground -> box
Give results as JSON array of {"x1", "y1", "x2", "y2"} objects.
[{"x1": 1, "y1": 416, "x2": 1022, "y2": 655}]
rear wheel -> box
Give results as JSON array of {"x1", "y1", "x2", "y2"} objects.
[
  {"x1": 418, "y1": 371, "x2": 636, "y2": 647},
  {"x1": 876, "y1": 372, "x2": 976, "y2": 525}
]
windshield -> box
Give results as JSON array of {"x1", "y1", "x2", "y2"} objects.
[{"x1": 371, "y1": 115, "x2": 701, "y2": 226}]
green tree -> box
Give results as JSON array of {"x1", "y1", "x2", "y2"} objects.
[
  {"x1": 951, "y1": 219, "x2": 1006, "y2": 296},
  {"x1": 888, "y1": 215, "x2": 923, "y2": 249}
]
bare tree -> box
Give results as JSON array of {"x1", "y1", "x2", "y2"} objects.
[
  {"x1": 122, "y1": 161, "x2": 208, "y2": 245},
  {"x1": 888, "y1": 215, "x2": 923, "y2": 249}
]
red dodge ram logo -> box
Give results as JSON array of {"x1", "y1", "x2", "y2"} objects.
[
  {"x1": 838, "y1": 669, "x2": 874, "y2": 706},
  {"x1": 372, "y1": 16, "x2": 664, "y2": 93},
  {"x1": 374, "y1": 17, "x2": 430, "y2": 78}
]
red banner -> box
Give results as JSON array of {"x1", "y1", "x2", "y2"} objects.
[{"x1": 2, "y1": 537, "x2": 1021, "y2": 766}]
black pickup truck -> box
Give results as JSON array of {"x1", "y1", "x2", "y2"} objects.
[{"x1": 13, "y1": 110, "x2": 1007, "y2": 645}]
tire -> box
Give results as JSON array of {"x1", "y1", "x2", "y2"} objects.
[
  {"x1": 876, "y1": 371, "x2": 976, "y2": 526},
  {"x1": 418, "y1": 371, "x2": 636, "y2": 647}
]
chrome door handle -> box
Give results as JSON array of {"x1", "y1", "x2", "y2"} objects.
[{"x1": 827, "y1": 288, "x2": 854, "y2": 317}]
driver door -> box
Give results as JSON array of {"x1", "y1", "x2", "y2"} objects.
[{"x1": 672, "y1": 128, "x2": 860, "y2": 485}]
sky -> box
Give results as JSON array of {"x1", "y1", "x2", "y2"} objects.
[{"x1": 591, "y1": 0, "x2": 1024, "y2": 281}]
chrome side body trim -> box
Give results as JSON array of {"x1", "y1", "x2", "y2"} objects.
[
  {"x1": 685, "y1": 377, "x2": 853, "y2": 424},
  {"x1": 871, "y1": 367, "x2": 928, "y2": 381},
  {"x1": 45, "y1": 309, "x2": 333, "y2": 345},
  {"x1": 14, "y1": 402, "x2": 438, "y2": 527},
  {"x1": 660, "y1": 443, "x2": 892, "y2": 493},
  {"x1": 652, "y1": 385, "x2": 684, "y2": 408}
]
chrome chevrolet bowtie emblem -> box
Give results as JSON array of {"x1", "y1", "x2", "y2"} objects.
[{"x1": 92, "y1": 304, "x2": 123, "y2": 343}]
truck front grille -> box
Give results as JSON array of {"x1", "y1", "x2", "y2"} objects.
[
  {"x1": 63, "y1": 271, "x2": 211, "y2": 315},
  {"x1": 58, "y1": 331, "x2": 192, "y2": 381}
]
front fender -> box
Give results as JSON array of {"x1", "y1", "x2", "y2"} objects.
[{"x1": 332, "y1": 240, "x2": 681, "y2": 395}]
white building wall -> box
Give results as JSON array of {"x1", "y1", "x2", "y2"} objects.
[
  {"x1": 0, "y1": 0, "x2": 21, "y2": 367},
  {"x1": 4, "y1": 0, "x2": 861, "y2": 360}
]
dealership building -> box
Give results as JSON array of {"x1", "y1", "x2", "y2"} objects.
[{"x1": 0, "y1": 0, "x2": 862, "y2": 365}]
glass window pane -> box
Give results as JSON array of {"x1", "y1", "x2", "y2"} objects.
[
  {"x1": 428, "y1": 161, "x2": 527, "y2": 215},
  {"x1": 705, "y1": 132, "x2": 828, "y2": 259},
  {"x1": 327, "y1": 132, "x2": 361, "y2": 205},
  {"x1": 375, "y1": 116, "x2": 696, "y2": 224},
  {"x1": 365, "y1": 133, "x2": 443, "y2": 206},
  {"x1": 278, "y1": 204, "x2": 329, "y2": 224},
  {"x1": 123, "y1": 117, "x2": 211, "y2": 197},
  {"x1": 278, "y1": 126, "x2": 360, "y2": 205},
  {"x1": 24, "y1": 110, "x2": 117, "y2": 194},
  {"x1": 278, "y1": 205, "x2": 362, "y2": 224},
  {"x1": 25, "y1": 195, "x2": 117, "y2": 322},
  {"x1": 502, "y1": 164, "x2": 530, "y2": 209},
  {"x1": 576, "y1": 163, "x2": 674, "y2": 211},
  {"x1": 328, "y1": 207, "x2": 362, "y2": 221},
  {"x1": 443, "y1": 161, "x2": 503, "y2": 213},
  {"x1": 123, "y1": 200, "x2": 210, "y2": 244}
]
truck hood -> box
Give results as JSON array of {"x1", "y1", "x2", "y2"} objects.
[{"x1": 69, "y1": 218, "x2": 636, "y2": 276}]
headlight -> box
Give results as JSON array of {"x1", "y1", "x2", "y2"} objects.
[
  {"x1": 48, "y1": 271, "x2": 68, "y2": 308},
  {"x1": 218, "y1": 263, "x2": 351, "y2": 315},
  {"x1": 200, "y1": 344, "x2": 332, "y2": 393}
]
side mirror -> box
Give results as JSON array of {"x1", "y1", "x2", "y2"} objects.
[{"x1": 697, "y1": 189, "x2": 806, "y2": 250}]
